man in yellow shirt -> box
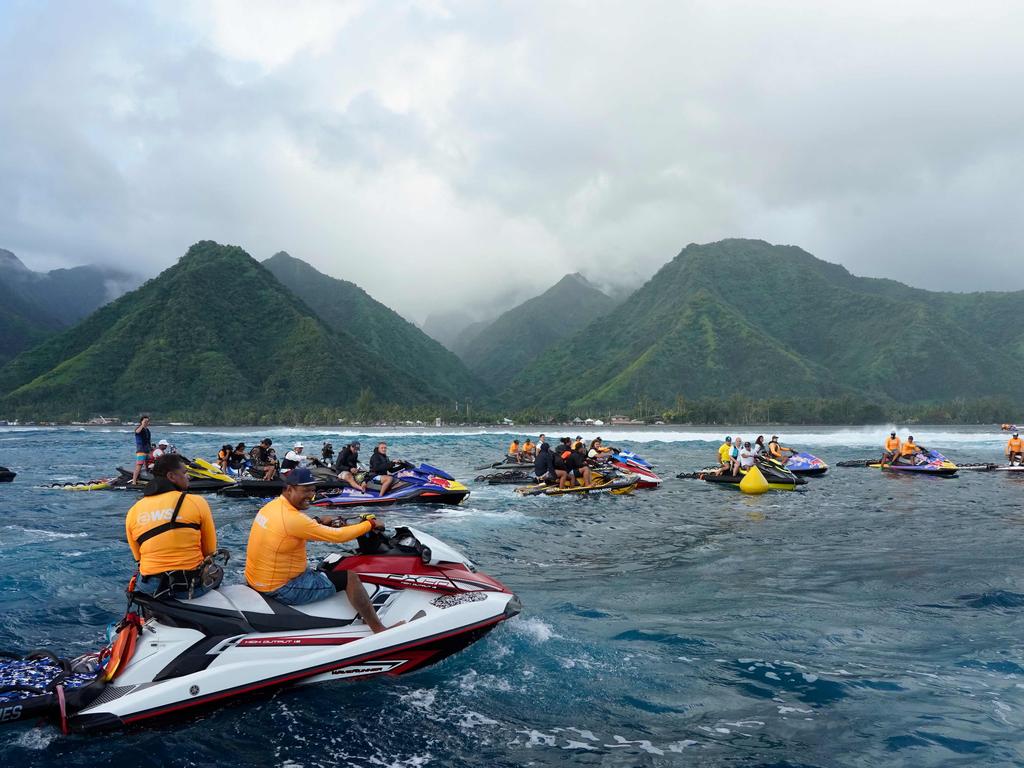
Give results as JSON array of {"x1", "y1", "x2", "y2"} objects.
[
  {"x1": 1006, "y1": 432, "x2": 1024, "y2": 466},
  {"x1": 126, "y1": 454, "x2": 220, "y2": 600},
  {"x1": 883, "y1": 431, "x2": 901, "y2": 462},
  {"x1": 244, "y1": 467, "x2": 388, "y2": 632},
  {"x1": 899, "y1": 435, "x2": 922, "y2": 464}
]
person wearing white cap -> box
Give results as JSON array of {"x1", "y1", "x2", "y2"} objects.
[
  {"x1": 281, "y1": 442, "x2": 307, "y2": 473},
  {"x1": 151, "y1": 438, "x2": 174, "y2": 461}
]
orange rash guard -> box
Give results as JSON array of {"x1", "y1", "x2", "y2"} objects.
[{"x1": 244, "y1": 495, "x2": 372, "y2": 593}]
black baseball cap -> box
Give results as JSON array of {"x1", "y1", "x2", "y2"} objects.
[{"x1": 283, "y1": 467, "x2": 318, "y2": 486}]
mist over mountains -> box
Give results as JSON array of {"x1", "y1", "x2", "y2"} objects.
[{"x1": 1, "y1": 238, "x2": 1023, "y2": 422}]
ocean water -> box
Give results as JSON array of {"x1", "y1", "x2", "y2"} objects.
[{"x1": 1, "y1": 425, "x2": 1023, "y2": 766}]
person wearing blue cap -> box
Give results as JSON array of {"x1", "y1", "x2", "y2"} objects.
[
  {"x1": 717, "y1": 437, "x2": 732, "y2": 468},
  {"x1": 244, "y1": 466, "x2": 390, "y2": 630}
]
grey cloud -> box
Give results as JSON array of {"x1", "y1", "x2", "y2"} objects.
[{"x1": 2, "y1": 0, "x2": 1023, "y2": 323}]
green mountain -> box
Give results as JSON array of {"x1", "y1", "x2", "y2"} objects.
[
  {"x1": 506, "y1": 239, "x2": 1024, "y2": 410},
  {"x1": 0, "y1": 248, "x2": 137, "y2": 365},
  {"x1": 262, "y1": 251, "x2": 487, "y2": 401},
  {"x1": 0, "y1": 241, "x2": 445, "y2": 419},
  {"x1": 459, "y1": 273, "x2": 615, "y2": 389}
]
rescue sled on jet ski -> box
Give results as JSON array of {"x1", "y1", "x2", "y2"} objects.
[
  {"x1": 781, "y1": 452, "x2": 829, "y2": 476},
  {"x1": 47, "y1": 459, "x2": 237, "y2": 493},
  {"x1": 872, "y1": 449, "x2": 958, "y2": 476},
  {"x1": 313, "y1": 463, "x2": 469, "y2": 508},
  {"x1": 1, "y1": 526, "x2": 518, "y2": 732}
]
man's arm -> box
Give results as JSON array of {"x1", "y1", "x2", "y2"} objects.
[{"x1": 284, "y1": 512, "x2": 373, "y2": 543}]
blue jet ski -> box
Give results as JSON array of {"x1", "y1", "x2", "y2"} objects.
[
  {"x1": 784, "y1": 452, "x2": 829, "y2": 476},
  {"x1": 312, "y1": 463, "x2": 470, "y2": 509}
]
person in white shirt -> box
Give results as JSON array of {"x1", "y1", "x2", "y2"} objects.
[
  {"x1": 739, "y1": 441, "x2": 756, "y2": 470},
  {"x1": 281, "y1": 442, "x2": 308, "y2": 473}
]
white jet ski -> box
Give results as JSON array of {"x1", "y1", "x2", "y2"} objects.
[{"x1": 70, "y1": 526, "x2": 520, "y2": 731}]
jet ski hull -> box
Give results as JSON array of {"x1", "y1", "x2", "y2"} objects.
[
  {"x1": 0, "y1": 467, "x2": 15, "y2": 483},
  {"x1": 69, "y1": 528, "x2": 518, "y2": 731},
  {"x1": 783, "y1": 452, "x2": 829, "y2": 476}
]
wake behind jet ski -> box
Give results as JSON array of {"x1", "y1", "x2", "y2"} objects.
[{"x1": 1, "y1": 526, "x2": 519, "y2": 732}]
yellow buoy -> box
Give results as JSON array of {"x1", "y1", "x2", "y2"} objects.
[{"x1": 739, "y1": 465, "x2": 769, "y2": 494}]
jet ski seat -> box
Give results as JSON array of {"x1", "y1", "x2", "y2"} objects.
[{"x1": 132, "y1": 584, "x2": 361, "y2": 636}]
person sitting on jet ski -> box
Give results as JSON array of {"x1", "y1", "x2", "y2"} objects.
[
  {"x1": 521, "y1": 438, "x2": 536, "y2": 460},
  {"x1": 898, "y1": 436, "x2": 924, "y2": 464},
  {"x1": 588, "y1": 437, "x2": 613, "y2": 460},
  {"x1": 151, "y1": 439, "x2": 175, "y2": 461},
  {"x1": 321, "y1": 442, "x2": 335, "y2": 464},
  {"x1": 281, "y1": 443, "x2": 308, "y2": 473},
  {"x1": 334, "y1": 441, "x2": 367, "y2": 492},
  {"x1": 729, "y1": 436, "x2": 743, "y2": 476},
  {"x1": 564, "y1": 443, "x2": 593, "y2": 488},
  {"x1": 243, "y1": 468, "x2": 391, "y2": 632},
  {"x1": 883, "y1": 432, "x2": 901, "y2": 462},
  {"x1": 533, "y1": 440, "x2": 556, "y2": 484},
  {"x1": 767, "y1": 436, "x2": 796, "y2": 462},
  {"x1": 126, "y1": 454, "x2": 222, "y2": 601},
  {"x1": 1006, "y1": 433, "x2": 1024, "y2": 466},
  {"x1": 739, "y1": 442, "x2": 757, "y2": 471},
  {"x1": 508, "y1": 439, "x2": 522, "y2": 462},
  {"x1": 753, "y1": 436, "x2": 767, "y2": 457},
  {"x1": 217, "y1": 444, "x2": 234, "y2": 473},
  {"x1": 369, "y1": 442, "x2": 397, "y2": 496},
  {"x1": 715, "y1": 437, "x2": 732, "y2": 473},
  {"x1": 249, "y1": 439, "x2": 278, "y2": 481}
]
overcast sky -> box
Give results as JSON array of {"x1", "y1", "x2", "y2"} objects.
[{"x1": 2, "y1": 1, "x2": 1022, "y2": 322}]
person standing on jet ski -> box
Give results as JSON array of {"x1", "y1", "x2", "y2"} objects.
[
  {"x1": 334, "y1": 441, "x2": 368, "y2": 492},
  {"x1": 369, "y1": 442, "x2": 397, "y2": 496},
  {"x1": 321, "y1": 442, "x2": 335, "y2": 464},
  {"x1": 1006, "y1": 433, "x2": 1024, "y2": 466},
  {"x1": 126, "y1": 454, "x2": 222, "y2": 600},
  {"x1": 243, "y1": 467, "x2": 390, "y2": 631},
  {"x1": 130, "y1": 414, "x2": 153, "y2": 486}
]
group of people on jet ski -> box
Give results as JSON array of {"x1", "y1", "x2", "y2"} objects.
[
  {"x1": 712, "y1": 435, "x2": 796, "y2": 476},
  {"x1": 215, "y1": 438, "x2": 406, "y2": 495},
  {"x1": 881, "y1": 432, "x2": 933, "y2": 465},
  {"x1": 129, "y1": 414, "x2": 181, "y2": 485},
  {"x1": 531, "y1": 435, "x2": 617, "y2": 488},
  {"x1": 126, "y1": 453, "x2": 397, "y2": 630}
]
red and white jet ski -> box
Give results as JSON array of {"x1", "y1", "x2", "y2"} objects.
[
  {"x1": 70, "y1": 526, "x2": 520, "y2": 731},
  {"x1": 607, "y1": 451, "x2": 662, "y2": 489}
]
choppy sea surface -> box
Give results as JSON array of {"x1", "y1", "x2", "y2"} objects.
[{"x1": 1, "y1": 424, "x2": 1023, "y2": 766}]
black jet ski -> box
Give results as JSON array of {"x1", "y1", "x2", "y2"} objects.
[
  {"x1": 44, "y1": 526, "x2": 519, "y2": 732},
  {"x1": 0, "y1": 466, "x2": 15, "y2": 483},
  {"x1": 219, "y1": 464, "x2": 346, "y2": 499},
  {"x1": 679, "y1": 460, "x2": 807, "y2": 490}
]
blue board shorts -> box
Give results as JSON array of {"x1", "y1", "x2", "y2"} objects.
[{"x1": 266, "y1": 569, "x2": 344, "y2": 605}]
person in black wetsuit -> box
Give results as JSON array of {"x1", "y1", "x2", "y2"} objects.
[
  {"x1": 368, "y1": 442, "x2": 396, "y2": 496},
  {"x1": 334, "y1": 441, "x2": 366, "y2": 492},
  {"x1": 566, "y1": 443, "x2": 593, "y2": 487},
  {"x1": 534, "y1": 440, "x2": 555, "y2": 484}
]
